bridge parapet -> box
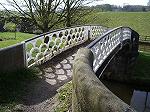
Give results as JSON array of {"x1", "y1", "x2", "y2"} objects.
[
  {"x1": 87, "y1": 27, "x2": 139, "y2": 77},
  {"x1": 72, "y1": 27, "x2": 139, "y2": 111},
  {"x1": 24, "y1": 25, "x2": 108, "y2": 67},
  {"x1": 72, "y1": 48, "x2": 136, "y2": 112}
]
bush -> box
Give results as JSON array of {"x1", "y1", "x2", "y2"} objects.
[
  {"x1": 4, "y1": 22, "x2": 16, "y2": 32},
  {"x1": 33, "y1": 29, "x2": 43, "y2": 34}
]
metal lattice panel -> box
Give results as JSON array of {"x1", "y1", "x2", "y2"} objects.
[
  {"x1": 88, "y1": 27, "x2": 132, "y2": 72},
  {"x1": 91, "y1": 26, "x2": 108, "y2": 39},
  {"x1": 24, "y1": 25, "x2": 108, "y2": 67}
]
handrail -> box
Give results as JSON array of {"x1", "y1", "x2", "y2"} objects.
[
  {"x1": 24, "y1": 25, "x2": 108, "y2": 67},
  {"x1": 87, "y1": 26, "x2": 132, "y2": 73},
  {"x1": 87, "y1": 26, "x2": 131, "y2": 48},
  {"x1": 24, "y1": 25, "x2": 108, "y2": 42}
]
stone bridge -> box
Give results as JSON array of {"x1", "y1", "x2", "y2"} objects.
[{"x1": 0, "y1": 25, "x2": 139, "y2": 111}]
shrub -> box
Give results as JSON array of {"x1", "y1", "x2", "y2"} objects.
[
  {"x1": 33, "y1": 29, "x2": 43, "y2": 34},
  {"x1": 4, "y1": 22, "x2": 16, "y2": 32}
]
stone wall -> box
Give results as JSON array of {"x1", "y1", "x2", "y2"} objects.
[
  {"x1": 0, "y1": 43, "x2": 26, "y2": 72},
  {"x1": 72, "y1": 48, "x2": 136, "y2": 112}
]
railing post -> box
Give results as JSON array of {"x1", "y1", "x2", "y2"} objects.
[
  {"x1": 22, "y1": 41, "x2": 27, "y2": 68},
  {"x1": 0, "y1": 43, "x2": 27, "y2": 72},
  {"x1": 87, "y1": 25, "x2": 92, "y2": 40},
  {"x1": 120, "y1": 27, "x2": 123, "y2": 49}
]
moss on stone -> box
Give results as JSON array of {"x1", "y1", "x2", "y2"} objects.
[{"x1": 72, "y1": 48, "x2": 136, "y2": 112}]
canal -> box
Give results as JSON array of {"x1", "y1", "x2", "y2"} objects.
[
  {"x1": 100, "y1": 43, "x2": 150, "y2": 111},
  {"x1": 101, "y1": 80, "x2": 150, "y2": 112},
  {"x1": 99, "y1": 43, "x2": 150, "y2": 111}
]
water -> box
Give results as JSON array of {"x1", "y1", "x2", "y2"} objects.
[{"x1": 101, "y1": 80, "x2": 150, "y2": 112}]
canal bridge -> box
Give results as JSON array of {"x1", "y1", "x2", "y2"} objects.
[
  {"x1": 24, "y1": 25, "x2": 139, "y2": 111},
  {"x1": 0, "y1": 25, "x2": 139, "y2": 111}
]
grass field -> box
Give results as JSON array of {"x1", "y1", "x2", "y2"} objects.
[
  {"x1": 0, "y1": 32, "x2": 34, "y2": 48},
  {"x1": 85, "y1": 12, "x2": 150, "y2": 37},
  {"x1": 1, "y1": 12, "x2": 150, "y2": 48}
]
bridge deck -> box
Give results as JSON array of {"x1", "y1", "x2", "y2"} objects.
[{"x1": 22, "y1": 41, "x2": 91, "y2": 111}]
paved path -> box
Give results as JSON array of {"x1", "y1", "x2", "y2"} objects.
[{"x1": 21, "y1": 41, "x2": 91, "y2": 112}]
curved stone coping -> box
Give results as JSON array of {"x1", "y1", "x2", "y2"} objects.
[{"x1": 72, "y1": 48, "x2": 136, "y2": 112}]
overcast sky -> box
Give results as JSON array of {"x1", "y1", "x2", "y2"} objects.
[
  {"x1": 0, "y1": 0, "x2": 149, "y2": 10},
  {"x1": 89, "y1": 0, "x2": 149, "y2": 6}
]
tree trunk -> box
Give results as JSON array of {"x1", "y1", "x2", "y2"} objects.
[
  {"x1": 43, "y1": 23, "x2": 49, "y2": 33},
  {"x1": 66, "y1": 0, "x2": 71, "y2": 27}
]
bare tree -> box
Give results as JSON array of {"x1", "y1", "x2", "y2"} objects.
[
  {"x1": 0, "y1": 0, "x2": 65, "y2": 32},
  {"x1": 62, "y1": 0, "x2": 93, "y2": 27}
]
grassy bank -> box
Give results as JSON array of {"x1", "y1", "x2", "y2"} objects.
[
  {"x1": 133, "y1": 51, "x2": 150, "y2": 80},
  {"x1": 1, "y1": 12, "x2": 150, "y2": 48},
  {"x1": 85, "y1": 12, "x2": 150, "y2": 37},
  {"x1": 0, "y1": 32, "x2": 34, "y2": 48},
  {"x1": 54, "y1": 82, "x2": 72, "y2": 112}
]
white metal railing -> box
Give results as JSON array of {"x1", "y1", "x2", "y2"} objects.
[
  {"x1": 87, "y1": 27, "x2": 132, "y2": 74},
  {"x1": 24, "y1": 25, "x2": 108, "y2": 67}
]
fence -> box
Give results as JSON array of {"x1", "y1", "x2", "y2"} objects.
[
  {"x1": 139, "y1": 35, "x2": 150, "y2": 52},
  {"x1": 0, "y1": 25, "x2": 108, "y2": 72},
  {"x1": 87, "y1": 27, "x2": 132, "y2": 74},
  {"x1": 139, "y1": 35, "x2": 150, "y2": 42},
  {"x1": 24, "y1": 25, "x2": 108, "y2": 67}
]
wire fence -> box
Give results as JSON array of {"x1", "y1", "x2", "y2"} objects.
[
  {"x1": 139, "y1": 35, "x2": 150, "y2": 53},
  {"x1": 139, "y1": 35, "x2": 150, "y2": 42}
]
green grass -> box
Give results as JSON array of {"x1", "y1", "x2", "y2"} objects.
[
  {"x1": 1, "y1": 12, "x2": 150, "y2": 48},
  {"x1": 54, "y1": 81, "x2": 72, "y2": 112},
  {"x1": 0, "y1": 32, "x2": 34, "y2": 48},
  {"x1": 85, "y1": 12, "x2": 150, "y2": 37},
  {"x1": 133, "y1": 52, "x2": 150, "y2": 79}
]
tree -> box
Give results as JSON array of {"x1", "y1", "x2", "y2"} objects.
[
  {"x1": 0, "y1": 0, "x2": 65, "y2": 32},
  {"x1": 62, "y1": 0, "x2": 93, "y2": 27},
  {"x1": 148, "y1": 0, "x2": 150, "y2": 6},
  {"x1": 142, "y1": 7, "x2": 146, "y2": 12}
]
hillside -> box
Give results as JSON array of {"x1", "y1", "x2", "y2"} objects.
[{"x1": 85, "y1": 12, "x2": 150, "y2": 37}]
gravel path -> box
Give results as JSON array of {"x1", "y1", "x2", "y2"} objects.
[{"x1": 20, "y1": 41, "x2": 91, "y2": 112}]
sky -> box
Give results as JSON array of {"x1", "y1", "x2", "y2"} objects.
[
  {"x1": 89, "y1": 0, "x2": 149, "y2": 6},
  {"x1": 0, "y1": 0, "x2": 149, "y2": 10}
]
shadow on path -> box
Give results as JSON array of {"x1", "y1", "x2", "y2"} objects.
[{"x1": 22, "y1": 41, "x2": 91, "y2": 111}]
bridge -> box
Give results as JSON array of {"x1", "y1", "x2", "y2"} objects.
[
  {"x1": 72, "y1": 26, "x2": 139, "y2": 112},
  {"x1": 0, "y1": 25, "x2": 139, "y2": 111}
]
